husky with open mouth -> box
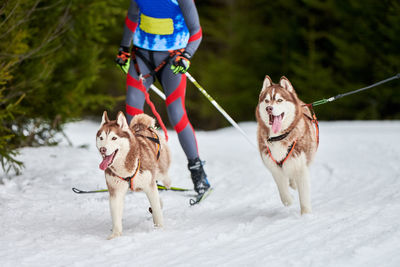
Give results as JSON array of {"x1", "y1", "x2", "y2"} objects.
[
  {"x1": 256, "y1": 75, "x2": 319, "y2": 215},
  {"x1": 96, "y1": 111, "x2": 171, "y2": 239}
]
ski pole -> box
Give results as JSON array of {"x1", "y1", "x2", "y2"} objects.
[
  {"x1": 119, "y1": 62, "x2": 256, "y2": 148},
  {"x1": 153, "y1": 75, "x2": 256, "y2": 149},
  {"x1": 150, "y1": 84, "x2": 166, "y2": 100},
  {"x1": 185, "y1": 72, "x2": 257, "y2": 149},
  {"x1": 311, "y1": 73, "x2": 400, "y2": 107}
]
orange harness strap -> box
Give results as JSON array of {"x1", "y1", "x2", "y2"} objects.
[
  {"x1": 312, "y1": 113, "x2": 319, "y2": 147},
  {"x1": 136, "y1": 128, "x2": 161, "y2": 160},
  {"x1": 266, "y1": 140, "x2": 297, "y2": 168},
  {"x1": 304, "y1": 103, "x2": 320, "y2": 147},
  {"x1": 151, "y1": 131, "x2": 161, "y2": 159},
  {"x1": 117, "y1": 159, "x2": 141, "y2": 191}
]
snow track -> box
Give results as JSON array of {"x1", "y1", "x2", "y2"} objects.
[{"x1": 1, "y1": 121, "x2": 400, "y2": 267}]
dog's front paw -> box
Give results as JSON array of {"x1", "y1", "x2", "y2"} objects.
[
  {"x1": 301, "y1": 206, "x2": 312, "y2": 215},
  {"x1": 280, "y1": 195, "x2": 293, "y2": 207},
  {"x1": 154, "y1": 222, "x2": 163, "y2": 228},
  {"x1": 107, "y1": 231, "x2": 122, "y2": 240}
]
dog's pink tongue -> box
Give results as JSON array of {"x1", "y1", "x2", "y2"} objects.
[
  {"x1": 272, "y1": 115, "x2": 282, "y2": 134},
  {"x1": 99, "y1": 155, "x2": 113, "y2": 171}
]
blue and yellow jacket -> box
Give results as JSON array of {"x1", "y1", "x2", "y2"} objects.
[{"x1": 121, "y1": 0, "x2": 202, "y2": 56}]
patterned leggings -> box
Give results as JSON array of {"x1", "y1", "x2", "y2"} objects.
[{"x1": 125, "y1": 48, "x2": 199, "y2": 160}]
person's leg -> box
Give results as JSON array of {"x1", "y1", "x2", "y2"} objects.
[
  {"x1": 125, "y1": 50, "x2": 155, "y2": 123},
  {"x1": 163, "y1": 74, "x2": 198, "y2": 159},
  {"x1": 159, "y1": 59, "x2": 210, "y2": 194}
]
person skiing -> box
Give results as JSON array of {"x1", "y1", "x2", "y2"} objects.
[{"x1": 115, "y1": 0, "x2": 210, "y2": 195}]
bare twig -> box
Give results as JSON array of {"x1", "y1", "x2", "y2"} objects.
[{"x1": 0, "y1": 0, "x2": 40, "y2": 39}]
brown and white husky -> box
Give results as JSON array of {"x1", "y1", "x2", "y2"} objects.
[
  {"x1": 96, "y1": 111, "x2": 171, "y2": 239},
  {"x1": 256, "y1": 75, "x2": 319, "y2": 215}
]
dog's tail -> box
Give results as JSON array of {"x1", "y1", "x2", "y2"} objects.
[{"x1": 130, "y1": 114, "x2": 156, "y2": 133}]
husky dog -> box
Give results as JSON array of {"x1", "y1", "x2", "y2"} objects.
[
  {"x1": 96, "y1": 111, "x2": 171, "y2": 239},
  {"x1": 256, "y1": 75, "x2": 319, "y2": 215}
]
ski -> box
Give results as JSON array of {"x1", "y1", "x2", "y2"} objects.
[
  {"x1": 189, "y1": 188, "x2": 213, "y2": 206},
  {"x1": 72, "y1": 188, "x2": 108, "y2": 194},
  {"x1": 157, "y1": 184, "x2": 192, "y2": 192},
  {"x1": 72, "y1": 184, "x2": 192, "y2": 194}
]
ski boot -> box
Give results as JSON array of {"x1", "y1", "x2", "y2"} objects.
[{"x1": 188, "y1": 157, "x2": 210, "y2": 194}]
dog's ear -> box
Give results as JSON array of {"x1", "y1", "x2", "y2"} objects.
[
  {"x1": 116, "y1": 111, "x2": 129, "y2": 131},
  {"x1": 101, "y1": 111, "x2": 109, "y2": 126},
  {"x1": 263, "y1": 75, "x2": 273, "y2": 89},
  {"x1": 279, "y1": 76, "x2": 294, "y2": 92}
]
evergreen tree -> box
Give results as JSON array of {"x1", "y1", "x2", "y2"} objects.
[
  {"x1": 0, "y1": 0, "x2": 126, "y2": 173},
  {"x1": 193, "y1": 0, "x2": 400, "y2": 127}
]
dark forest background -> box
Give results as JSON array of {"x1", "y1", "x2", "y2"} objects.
[{"x1": 1, "y1": 0, "x2": 400, "y2": 173}]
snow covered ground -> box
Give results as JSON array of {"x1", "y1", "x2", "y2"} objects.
[{"x1": 1, "y1": 120, "x2": 400, "y2": 267}]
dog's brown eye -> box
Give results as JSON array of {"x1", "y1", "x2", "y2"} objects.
[
  {"x1": 112, "y1": 137, "x2": 117, "y2": 141},
  {"x1": 265, "y1": 99, "x2": 269, "y2": 103},
  {"x1": 277, "y1": 99, "x2": 283, "y2": 103}
]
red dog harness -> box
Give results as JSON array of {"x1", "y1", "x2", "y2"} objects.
[
  {"x1": 109, "y1": 128, "x2": 162, "y2": 190},
  {"x1": 265, "y1": 107, "x2": 319, "y2": 168},
  {"x1": 265, "y1": 140, "x2": 298, "y2": 167},
  {"x1": 116, "y1": 159, "x2": 141, "y2": 191}
]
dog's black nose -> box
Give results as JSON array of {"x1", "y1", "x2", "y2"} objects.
[
  {"x1": 100, "y1": 147, "x2": 107, "y2": 154},
  {"x1": 266, "y1": 106, "x2": 273, "y2": 114}
]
